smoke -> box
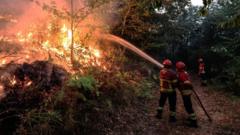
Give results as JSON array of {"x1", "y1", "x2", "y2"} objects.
[
  {"x1": 0, "y1": 0, "x2": 70, "y2": 34},
  {"x1": 0, "y1": 0, "x2": 121, "y2": 35}
]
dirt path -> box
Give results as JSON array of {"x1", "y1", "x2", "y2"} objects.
[{"x1": 111, "y1": 75, "x2": 240, "y2": 135}]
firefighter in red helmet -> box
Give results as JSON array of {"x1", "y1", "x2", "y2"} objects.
[
  {"x1": 156, "y1": 59, "x2": 178, "y2": 122},
  {"x1": 198, "y1": 58, "x2": 207, "y2": 85},
  {"x1": 176, "y1": 61, "x2": 198, "y2": 127}
]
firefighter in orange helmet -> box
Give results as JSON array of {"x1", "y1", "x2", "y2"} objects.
[
  {"x1": 156, "y1": 59, "x2": 178, "y2": 122},
  {"x1": 176, "y1": 61, "x2": 198, "y2": 127},
  {"x1": 198, "y1": 58, "x2": 207, "y2": 85}
]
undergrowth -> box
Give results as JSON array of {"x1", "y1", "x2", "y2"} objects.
[{"x1": 0, "y1": 62, "x2": 154, "y2": 135}]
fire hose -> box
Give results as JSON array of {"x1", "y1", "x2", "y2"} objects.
[
  {"x1": 104, "y1": 34, "x2": 212, "y2": 122},
  {"x1": 192, "y1": 88, "x2": 213, "y2": 122}
]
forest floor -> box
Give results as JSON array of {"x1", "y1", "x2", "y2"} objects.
[{"x1": 110, "y1": 75, "x2": 240, "y2": 135}]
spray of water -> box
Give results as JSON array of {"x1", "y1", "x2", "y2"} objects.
[
  {"x1": 1, "y1": 0, "x2": 163, "y2": 69},
  {"x1": 103, "y1": 34, "x2": 163, "y2": 69}
]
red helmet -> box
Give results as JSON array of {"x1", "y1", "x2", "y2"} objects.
[
  {"x1": 163, "y1": 59, "x2": 172, "y2": 67},
  {"x1": 176, "y1": 61, "x2": 186, "y2": 70}
]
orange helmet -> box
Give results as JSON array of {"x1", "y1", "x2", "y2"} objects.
[
  {"x1": 163, "y1": 59, "x2": 172, "y2": 67},
  {"x1": 176, "y1": 61, "x2": 186, "y2": 70}
]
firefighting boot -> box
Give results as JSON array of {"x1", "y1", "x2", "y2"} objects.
[
  {"x1": 187, "y1": 119, "x2": 198, "y2": 128},
  {"x1": 186, "y1": 113, "x2": 198, "y2": 128},
  {"x1": 169, "y1": 112, "x2": 177, "y2": 122},
  {"x1": 155, "y1": 108, "x2": 163, "y2": 119},
  {"x1": 201, "y1": 80, "x2": 207, "y2": 86}
]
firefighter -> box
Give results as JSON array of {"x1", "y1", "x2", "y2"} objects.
[
  {"x1": 198, "y1": 58, "x2": 207, "y2": 86},
  {"x1": 176, "y1": 61, "x2": 198, "y2": 127},
  {"x1": 156, "y1": 59, "x2": 178, "y2": 122}
]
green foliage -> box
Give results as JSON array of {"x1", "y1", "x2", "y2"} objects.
[
  {"x1": 113, "y1": 0, "x2": 191, "y2": 60},
  {"x1": 67, "y1": 74, "x2": 99, "y2": 101},
  {"x1": 219, "y1": 14, "x2": 240, "y2": 28},
  {"x1": 214, "y1": 56, "x2": 240, "y2": 95},
  {"x1": 199, "y1": 0, "x2": 212, "y2": 16},
  {"x1": 17, "y1": 110, "x2": 63, "y2": 135},
  {"x1": 136, "y1": 80, "x2": 154, "y2": 99},
  {"x1": 208, "y1": 0, "x2": 240, "y2": 28},
  {"x1": 19, "y1": 110, "x2": 62, "y2": 134},
  {"x1": 186, "y1": 0, "x2": 240, "y2": 95},
  {"x1": 68, "y1": 75, "x2": 96, "y2": 92}
]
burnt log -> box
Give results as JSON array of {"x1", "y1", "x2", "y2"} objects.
[
  {"x1": 16, "y1": 60, "x2": 69, "y2": 90},
  {"x1": 0, "y1": 60, "x2": 69, "y2": 94}
]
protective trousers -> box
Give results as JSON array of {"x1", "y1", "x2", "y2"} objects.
[
  {"x1": 158, "y1": 91, "x2": 176, "y2": 117},
  {"x1": 182, "y1": 95, "x2": 194, "y2": 114},
  {"x1": 182, "y1": 95, "x2": 197, "y2": 120}
]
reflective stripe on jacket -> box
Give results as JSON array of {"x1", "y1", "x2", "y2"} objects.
[{"x1": 160, "y1": 68, "x2": 177, "y2": 93}]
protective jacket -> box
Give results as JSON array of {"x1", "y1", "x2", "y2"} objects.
[
  {"x1": 160, "y1": 68, "x2": 177, "y2": 93},
  {"x1": 177, "y1": 71, "x2": 193, "y2": 96}
]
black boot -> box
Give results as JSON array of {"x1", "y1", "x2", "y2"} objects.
[{"x1": 187, "y1": 119, "x2": 198, "y2": 128}]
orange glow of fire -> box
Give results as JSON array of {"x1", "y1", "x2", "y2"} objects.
[
  {"x1": 93, "y1": 49, "x2": 101, "y2": 58},
  {"x1": 0, "y1": 59, "x2": 6, "y2": 66},
  {"x1": 10, "y1": 76, "x2": 17, "y2": 86},
  {"x1": 61, "y1": 24, "x2": 72, "y2": 50},
  {"x1": 13, "y1": 22, "x2": 108, "y2": 71},
  {"x1": 0, "y1": 84, "x2": 5, "y2": 99},
  {"x1": 0, "y1": 84, "x2": 4, "y2": 91},
  {"x1": 25, "y1": 81, "x2": 32, "y2": 87},
  {"x1": 26, "y1": 55, "x2": 30, "y2": 59}
]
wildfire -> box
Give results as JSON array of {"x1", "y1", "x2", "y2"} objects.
[
  {"x1": 25, "y1": 81, "x2": 32, "y2": 87},
  {"x1": 93, "y1": 49, "x2": 101, "y2": 58},
  {"x1": 0, "y1": 84, "x2": 5, "y2": 99},
  {"x1": 17, "y1": 32, "x2": 25, "y2": 42},
  {"x1": 13, "y1": 21, "x2": 108, "y2": 71},
  {"x1": 10, "y1": 76, "x2": 17, "y2": 86},
  {"x1": 26, "y1": 55, "x2": 30, "y2": 59},
  {"x1": 0, "y1": 85, "x2": 4, "y2": 91},
  {"x1": 0, "y1": 59, "x2": 6, "y2": 66},
  {"x1": 61, "y1": 24, "x2": 72, "y2": 50}
]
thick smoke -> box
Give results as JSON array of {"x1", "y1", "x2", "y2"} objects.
[
  {"x1": 0, "y1": 0, "x2": 68, "y2": 34},
  {"x1": 0, "y1": 0, "x2": 120, "y2": 35}
]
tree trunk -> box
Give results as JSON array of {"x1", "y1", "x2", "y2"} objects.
[{"x1": 70, "y1": 0, "x2": 75, "y2": 65}]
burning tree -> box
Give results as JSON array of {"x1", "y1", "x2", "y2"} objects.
[
  {"x1": 12, "y1": 0, "x2": 113, "y2": 71},
  {"x1": 0, "y1": 0, "x2": 173, "y2": 134}
]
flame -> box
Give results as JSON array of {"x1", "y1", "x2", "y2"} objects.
[
  {"x1": 17, "y1": 32, "x2": 25, "y2": 42},
  {"x1": 93, "y1": 49, "x2": 101, "y2": 58},
  {"x1": 27, "y1": 32, "x2": 33, "y2": 38},
  {"x1": 0, "y1": 84, "x2": 5, "y2": 99},
  {"x1": 61, "y1": 24, "x2": 72, "y2": 50},
  {"x1": 0, "y1": 59, "x2": 6, "y2": 66},
  {"x1": 26, "y1": 81, "x2": 32, "y2": 87},
  {"x1": 0, "y1": 85, "x2": 4, "y2": 91},
  {"x1": 103, "y1": 66, "x2": 107, "y2": 71},
  {"x1": 42, "y1": 40, "x2": 50, "y2": 49},
  {"x1": 10, "y1": 76, "x2": 17, "y2": 86},
  {"x1": 9, "y1": 21, "x2": 108, "y2": 71},
  {"x1": 26, "y1": 55, "x2": 30, "y2": 59}
]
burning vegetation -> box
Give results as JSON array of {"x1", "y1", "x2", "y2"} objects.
[
  {"x1": 14, "y1": 20, "x2": 108, "y2": 71},
  {"x1": 0, "y1": 0, "x2": 119, "y2": 72},
  {"x1": 1, "y1": 18, "x2": 109, "y2": 70},
  {"x1": 0, "y1": 1, "x2": 156, "y2": 134}
]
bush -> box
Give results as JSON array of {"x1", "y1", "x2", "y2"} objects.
[
  {"x1": 0, "y1": 60, "x2": 154, "y2": 135},
  {"x1": 214, "y1": 56, "x2": 240, "y2": 95}
]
